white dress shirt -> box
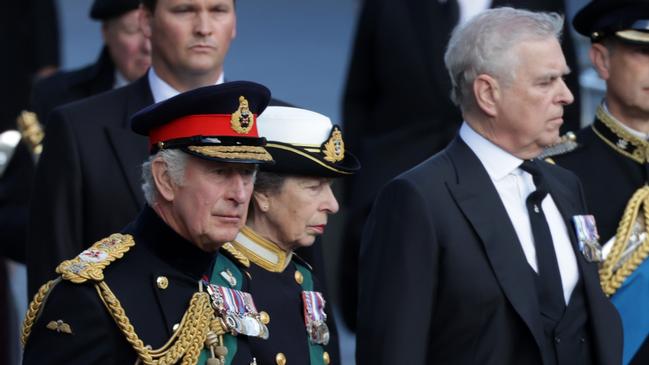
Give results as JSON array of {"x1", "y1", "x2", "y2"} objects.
[
  {"x1": 460, "y1": 122, "x2": 579, "y2": 304},
  {"x1": 147, "y1": 67, "x2": 225, "y2": 103}
]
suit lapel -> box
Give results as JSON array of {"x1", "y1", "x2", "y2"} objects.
[
  {"x1": 104, "y1": 76, "x2": 153, "y2": 209},
  {"x1": 122, "y1": 76, "x2": 154, "y2": 128},
  {"x1": 445, "y1": 137, "x2": 546, "y2": 354}
]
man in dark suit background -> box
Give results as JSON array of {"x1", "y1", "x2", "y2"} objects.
[
  {"x1": 357, "y1": 7, "x2": 621, "y2": 365},
  {"x1": 31, "y1": 0, "x2": 151, "y2": 124},
  {"x1": 26, "y1": 0, "x2": 239, "y2": 294},
  {"x1": 0, "y1": 0, "x2": 59, "y2": 362},
  {"x1": 5, "y1": 0, "x2": 148, "y2": 264},
  {"x1": 339, "y1": 0, "x2": 582, "y2": 329}
]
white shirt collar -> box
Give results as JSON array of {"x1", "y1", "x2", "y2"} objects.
[
  {"x1": 113, "y1": 70, "x2": 129, "y2": 89},
  {"x1": 459, "y1": 122, "x2": 523, "y2": 181},
  {"x1": 147, "y1": 67, "x2": 225, "y2": 103},
  {"x1": 602, "y1": 101, "x2": 649, "y2": 140}
]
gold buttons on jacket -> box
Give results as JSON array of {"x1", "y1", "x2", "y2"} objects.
[
  {"x1": 275, "y1": 352, "x2": 286, "y2": 365},
  {"x1": 156, "y1": 276, "x2": 169, "y2": 289},
  {"x1": 260, "y1": 311, "x2": 270, "y2": 325},
  {"x1": 294, "y1": 270, "x2": 304, "y2": 285},
  {"x1": 323, "y1": 351, "x2": 330, "y2": 364}
]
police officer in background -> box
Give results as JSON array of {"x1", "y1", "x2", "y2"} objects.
[
  {"x1": 550, "y1": 1, "x2": 649, "y2": 364},
  {"x1": 22, "y1": 81, "x2": 274, "y2": 365},
  {"x1": 31, "y1": 0, "x2": 151, "y2": 124}
]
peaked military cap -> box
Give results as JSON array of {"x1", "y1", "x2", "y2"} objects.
[
  {"x1": 256, "y1": 106, "x2": 360, "y2": 177},
  {"x1": 131, "y1": 81, "x2": 274, "y2": 164},
  {"x1": 90, "y1": 0, "x2": 141, "y2": 20},
  {"x1": 573, "y1": 0, "x2": 649, "y2": 45}
]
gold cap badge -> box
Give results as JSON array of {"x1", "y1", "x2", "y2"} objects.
[
  {"x1": 231, "y1": 96, "x2": 255, "y2": 134},
  {"x1": 322, "y1": 126, "x2": 345, "y2": 163}
]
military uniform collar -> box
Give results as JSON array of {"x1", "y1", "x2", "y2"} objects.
[
  {"x1": 231, "y1": 226, "x2": 293, "y2": 273},
  {"x1": 592, "y1": 104, "x2": 649, "y2": 164},
  {"x1": 130, "y1": 205, "x2": 216, "y2": 280}
]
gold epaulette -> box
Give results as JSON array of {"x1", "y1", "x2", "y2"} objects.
[
  {"x1": 599, "y1": 186, "x2": 649, "y2": 296},
  {"x1": 16, "y1": 110, "x2": 44, "y2": 158},
  {"x1": 22, "y1": 234, "x2": 135, "y2": 346},
  {"x1": 56, "y1": 233, "x2": 135, "y2": 284},
  {"x1": 539, "y1": 131, "x2": 578, "y2": 163},
  {"x1": 221, "y1": 242, "x2": 250, "y2": 268}
]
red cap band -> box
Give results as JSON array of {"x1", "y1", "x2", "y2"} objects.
[{"x1": 149, "y1": 114, "x2": 260, "y2": 148}]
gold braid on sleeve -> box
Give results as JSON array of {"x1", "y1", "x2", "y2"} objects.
[
  {"x1": 600, "y1": 185, "x2": 649, "y2": 296},
  {"x1": 20, "y1": 278, "x2": 61, "y2": 347},
  {"x1": 95, "y1": 281, "x2": 218, "y2": 365}
]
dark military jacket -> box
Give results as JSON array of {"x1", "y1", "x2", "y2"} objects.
[
  {"x1": 553, "y1": 106, "x2": 649, "y2": 365},
  {"x1": 228, "y1": 226, "x2": 337, "y2": 365},
  {"x1": 22, "y1": 206, "x2": 257, "y2": 365}
]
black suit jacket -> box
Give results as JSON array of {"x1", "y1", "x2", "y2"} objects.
[
  {"x1": 2, "y1": 48, "x2": 117, "y2": 266},
  {"x1": 27, "y1": 76, "x2": 153, "y2": 296},
  {"x1": 339, "y1": 0, "x2": 582, "y2": 328},
  {"x1": 31, "y1": 47, "x2": 116, "y2": 123},
  {"x1": 356, "y1": 137, "x2": 621, "y2": 365}
]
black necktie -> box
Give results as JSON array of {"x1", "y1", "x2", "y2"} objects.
[{"x1": 519, "y1": 160, "x2": 566, "y2": 320}]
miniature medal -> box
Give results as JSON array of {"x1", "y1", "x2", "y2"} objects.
[
  {"x1": 205, "y1": 281, "x2": 268, "y2": 339},
  {"x1": 301, "y1": 291, "x2": 330, "y2": 345},
  {"x1": 573, "y1": 215, "x2": 603, "y2": 262}
]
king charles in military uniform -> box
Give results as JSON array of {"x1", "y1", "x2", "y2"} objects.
[
  {"x1": 549, "y1": 1, "x2": 649, "y2": 364},
  {"x1": 21, "y1": 81, "x2": 275, "y2": 365}
]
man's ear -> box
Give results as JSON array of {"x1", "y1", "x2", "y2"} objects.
[
  {"x1": 231, "y1": 13, "x2": 237, "y2": 40},
  {"x1": 590, "y1": 43, "x2": 611, "y2": 81},
  {"x1": 152, "y1": 157, "x2": 175, "y2": 202},
  {"x1": 473, "y1": 74, "x2": 500, "y2": 117}
]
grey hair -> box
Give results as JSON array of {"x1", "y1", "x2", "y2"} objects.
[
  {"x1": 141, "y1": 149, "x2": 188, "y2": 205},
  {"x1": 254, "y1": 171, "x2": 287, "y2": 195},
  {"x1": 246, "y1": 171, "x2": 287, "y2": 221},
  {"x1": 444, "y1": 7, "x2": 564, "y2": 112}
]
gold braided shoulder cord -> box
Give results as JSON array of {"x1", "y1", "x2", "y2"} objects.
[
  {"x1": 21, "y1": 278, "x2": 61, "y2": 346},
  {"x1": 95, "y1": 281, "x2": 216, "y2": 365},
  {"x1": 600, "y1": 185, "x2": 649, "y2": 296}
]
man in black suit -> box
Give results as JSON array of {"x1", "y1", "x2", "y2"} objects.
[
  {"x1": 25, "y1": 0, "x2": 233, "y2": 292},
  {"x1": 357, "y1": 7, "x2": 622, "y2": 365},
  {"x1": 339, "y1": 0, "x2": 582, "y2": 329},
  {"x1": 551, "y1": 1, "x2": 649, "y2": 364},
  {"x1": 30, "y1": 0, "x2": 151, "y2": 124},
  {"x1": 7, "y1": 0, "x2": 148, "y2": 257}
]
